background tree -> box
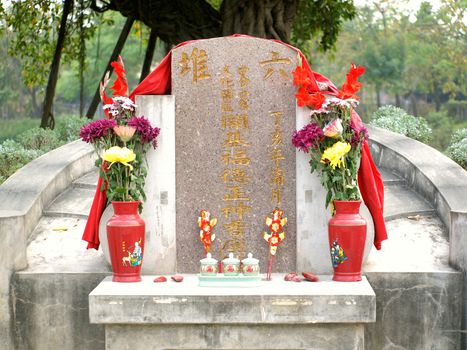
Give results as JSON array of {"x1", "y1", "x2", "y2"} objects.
[
  {"x1": 3, "y1": 0, "x2": 357, "y2": 125},
  {"x1": 4, "y1": 0, "x2": 99, "y2": 126}
]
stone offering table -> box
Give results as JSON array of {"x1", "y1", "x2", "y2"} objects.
[{"x1": 89, "y1": 275, "x2": 375, "y2": 349}]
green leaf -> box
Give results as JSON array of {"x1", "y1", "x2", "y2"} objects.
[{"x1": 325, "y1": 190, "x2": 333, "y2": 208}]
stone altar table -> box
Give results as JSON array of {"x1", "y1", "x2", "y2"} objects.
[{"x1": 89, "y1": 275, "x2": 375, "y2": 349}]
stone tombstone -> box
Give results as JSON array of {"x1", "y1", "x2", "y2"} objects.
[{"x1": 172, "y1": 37, "x2": 297, "y2": 272}]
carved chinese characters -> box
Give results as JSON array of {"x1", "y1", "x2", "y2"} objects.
[
  {"x1": 220, "y1": 65, "x2": 252, "y2": 258},
  {"x1": 172, "y1": 37, "x2": 297, "y2": 273},
  {"x1": 178, "y1": 48, "x2": 211, "y2": 82}
]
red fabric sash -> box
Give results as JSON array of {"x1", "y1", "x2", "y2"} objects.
[{"x1": 83, "y1": 34, "x2": 387, "y2": 250}]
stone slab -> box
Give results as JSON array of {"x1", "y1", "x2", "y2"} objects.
[
  {"x1": 104, "y1": 323, "x2": 365, "y2": 350},
  {"x1": 172, "y1": 37, "x2": 297, "y2": 273},
  {"x1": 45, "y1": 187, "x2": 95, "y2": 218},
  {"x1": 137, "y1": 95, "x2": 177, "y2": 274},
  {"x1": 89, "y1": 275, "x2": 375, "y2": 324}
]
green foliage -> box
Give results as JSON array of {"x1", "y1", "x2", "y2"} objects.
[
  {"x1": 292, "y1": 0, "x2": 357, "y2": 52},
  {"x1": 446, "y1": 129, "x2": 467, "y2": 170},
  {"x1": 424, "y1": 110, "x2": 455, "y2": 150},
  {"x1": 0, "y1": 115, "x2": 87, "y2": 185},
  {"x1": 4, "y1": 0, "x2": 98, "y2": 89},
  {"x1": 451, "y1": 128, "x2": 467, "y2": 144},
  {"x1": 0, "y1": 118, "x2": 39, "y2": 143},
  {"x1": 55, "y1": 115, "x2": 88, "y2": 142},
  {"x1": 445, "y1": 100, "x2": 467, "y2": 122},
  {"x1": 18, "y1": 128, "x2": 62, "y2": 152},
  {"x1": 370, "y1": 105, "x2": 432, "y2": 143},
  {"x1": 0, "y1": 139, "x2": 41, "y2": 183}
]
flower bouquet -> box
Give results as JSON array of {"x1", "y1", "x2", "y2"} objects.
[
  {"x1": 80, "y1": 56, "x2": 160, "y2": 282},
  {"x1": 80, "y1": 56, "x2": 160, "y2": 207},
  {"x1": 291, "y1": 60, "x2": 369, "y2": 281},
  {"x1": 292, "y1": 60, "x2": 368, "y2": 208}
]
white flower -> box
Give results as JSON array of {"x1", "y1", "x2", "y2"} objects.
[
  {"x1": 309, "y1": 107, "x2": 330, "y2": 116},
  {"x1": 113, "y1": 96, "x2": 135, "y2": 105},
  {"x1": 325, "y1": 96, "x2": 359, "y2": 109},
  {"x1": 121, "y1": 102, "x2": 137, "y2": 110}
]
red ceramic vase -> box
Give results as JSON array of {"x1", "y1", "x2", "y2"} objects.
[
  {"x1": 328, "y1": 200, "x2": 367, "y2": 282},
  {"x1": 107, "y1": 201, "x2": 145, "y2": 282}
]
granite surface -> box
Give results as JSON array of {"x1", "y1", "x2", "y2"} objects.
[{"x1": 172, "y1": 37, "x2": 298, "y2": 272}]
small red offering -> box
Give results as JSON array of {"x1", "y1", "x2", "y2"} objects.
[
  {"x1": 171, "y1": 275, "x2": 184, "y2": 282},
  {"x1": 153, "y1": 276, "x2": 167, "y2": 283},
  {"x1": 302, "y1": 272, "x2": 319, "y2": 282},
  {"x1": 284, "y1": 272, "x2": 301, "y2": 282}
]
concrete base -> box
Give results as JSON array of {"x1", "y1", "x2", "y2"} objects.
[
  {"x1": 105, "y1": 324, "x2": 365, "y2": 350},
  {"x1": 365, "y1": 271, "x2": 463, "y2": 350},
  {"x1": 13, "y1": 272, "x2": 108, "y2": 350},
  {"x1": 90, "y1": 275, "x2": 375, "y2": 350}
]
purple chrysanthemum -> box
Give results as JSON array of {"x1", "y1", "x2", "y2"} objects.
[
  {"x1": 128, "y1": 116, "x2": 161, "y2": 149},
  {"x1": 80, "y1": 119, "x2": 117, "y2": 143},
  {"x1": 291, "y1": 123, "x2": 324, "y2": 153},
  {"x1": 350, "y1": 122, "x2": 369, "y2": 146}
]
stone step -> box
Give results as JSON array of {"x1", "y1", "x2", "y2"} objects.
[
  {"x1": 364, "y1": 215, "x2": 450, "y2": 272},
  {"x1": 25, "y1": 216, "x2": 109, "y2": 273},
  {"x1": 383, "y1": 184, "x2": 434, "y2": 220},
  {"x1": 45, "y1": 188, "x2": 95, "y2": 218},
  {"x1": 74, "y1": 168, "x2": 99, "y2": 189},
  {"x1": 378, "y1": 167, "x2": 404, "y2": 186}
]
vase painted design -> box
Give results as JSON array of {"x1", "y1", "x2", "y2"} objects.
[
  {"x1": 330, "y1": 239, "x2": 348, "y2": 268},
  {"x1": 121, "y1": 240, "x2": 143, "y2": 267}
]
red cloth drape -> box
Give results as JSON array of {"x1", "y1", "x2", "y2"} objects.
[
  {"x1": 82, "y1": 175, "x2": 107, "y2": 249},
  {"x1": 83, "y1": 34, "x2": 387, "y2": 250}
]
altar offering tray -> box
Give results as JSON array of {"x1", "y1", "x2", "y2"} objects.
[{"x1": 198, "y1": 274, "x2": 262, "y2": 287}]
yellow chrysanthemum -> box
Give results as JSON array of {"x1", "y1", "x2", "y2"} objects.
[
  {"x1": 102, "y1": 146, "x2": 136, "y2": 170},
  {"x1": 321, "y1": 141, "x2": 351, "y2": 169}
]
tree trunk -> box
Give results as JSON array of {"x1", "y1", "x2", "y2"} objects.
[
  {"x1": 433, "y1": 88, "x2": 441, "y2": 112},
  {"x1": 395, "y1": 93, "x2": 401, "y2": 107},
  {"x1": 93, "y1": 0, "x2": 221, "y2": 47},
  {"x1": 376, "y1": 86, "x2": 382, "y2": 108},
  {"x1": 79, "y1": 0, "x2": 86, "y2": 118},
  {"x1": 221, "y1": 0, "x2": 298, "y2": 42},
  {"x1": 40, "y1": 0, "x2": 73, "y2": 129},
  {"x1": 410, "y1": 92, "x2": 418, "y2": 116},
  {"x1": 85, "y1": 16, "x2": 135, "y2": 119},
  {"x1": 139, "y1": 28, "x2": 157, "y2": 83},
  {"x1": 29, "y1": 87, "x2": 41, "y2": 119}
]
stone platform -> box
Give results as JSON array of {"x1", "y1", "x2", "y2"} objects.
[{"x1": 89, "y1": 275, "x2": 375, "y2": 350}]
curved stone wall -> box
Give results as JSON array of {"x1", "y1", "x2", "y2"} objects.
[
  {"x1": 0, "y1": 140, "x2": 94, "y2": 350},
  {"x1": 367, "y1": 125, "x2": 467, "y2": 271}
]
